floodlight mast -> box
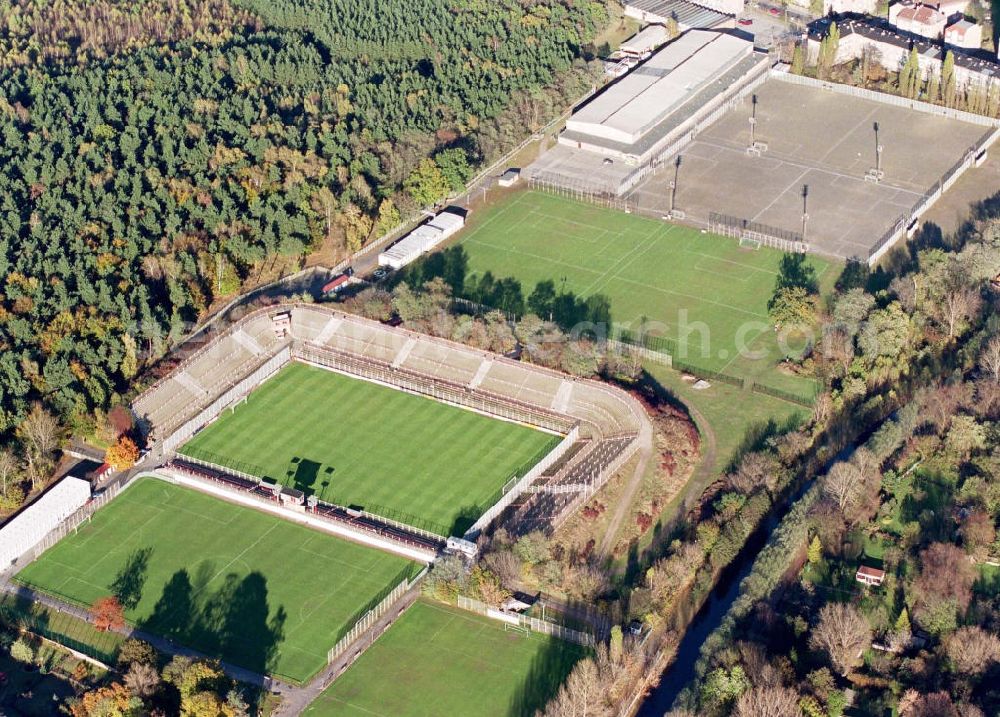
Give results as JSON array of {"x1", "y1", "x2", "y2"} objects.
[
  {"x1": 668, "y1": 155, "x2": 681, "y2": 215},
  {"x1": 801, "y1": 184, "x2": 809, "y2": 241}
]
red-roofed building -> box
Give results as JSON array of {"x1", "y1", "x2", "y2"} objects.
[
  {"x1": 856, "y1": 565, "x2": 886, "y2": 587},
  {"x1": 890, "y1": 2, "x2": 948, "y2": 39},
  {"x1": 944, "y1": 19, "x2": 983, "y2": 50}
]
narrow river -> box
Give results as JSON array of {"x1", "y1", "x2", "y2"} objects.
[{"x1": 636, "y1": 475, "x2": 820, "y2": 715}]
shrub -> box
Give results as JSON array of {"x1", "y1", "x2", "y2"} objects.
[{"x1": 10, "y1": 637, "x2": 35, "y2": 664}]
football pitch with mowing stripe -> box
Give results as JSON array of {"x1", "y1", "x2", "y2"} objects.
[
  {"x1": 15, "y1": 478, "x2": 417, "y2": 684},
  {"x1": 181, "y1": 362, "x2": 561, "y2": 535},
  {"x1": 303, "y1": 600, "x2": 588, "y2": 717},
  {"x1": 459, "y1": 191, "x2": 837, "y2": 400}
]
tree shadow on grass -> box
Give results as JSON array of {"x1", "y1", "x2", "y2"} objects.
[
  {"x1": 109, "y1": 546, "x2": 153, "y2": 611},
  {"x1": 724, "y1": 413, "x2": 803, "y2": 474},
  {"x1": 506, "y1": 632, "x2": 589, "y2": 716},
  {"x1": 139, "y1": 567, "x2": 286, "y2": 676}
]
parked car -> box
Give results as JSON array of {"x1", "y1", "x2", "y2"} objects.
[
  {"x1": 738, "y1": 17, "x2": 753, "y2": 25},
  {"x1": 373, "y1": 267, "x2": 390, "y2": 281},
  {"x1": 768, "y1": 6, "x2": 780, "y2": 15}
]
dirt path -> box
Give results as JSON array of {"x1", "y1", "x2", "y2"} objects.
[
  {"x1": 598, "y1": 394, "x2": 720, "y2": 564},
  {"x1": 597, "y1": 422, "x2": 654, "y2": 558},
  {"x1": 682, "y1": 399, "x2": 721, "y2": 502}
]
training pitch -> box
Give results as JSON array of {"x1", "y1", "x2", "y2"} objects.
[
  {"x1": 303, "y1": 600, "x2": 587, "y2": 717},
  {"x1": 181, "y1": 363, "x2": 560, "y2": 535},
  {"x1": 15, "y1": 479, "x2": 416, "y2": 683},
  {"x1": 459, "y1": 190, "x2": 834, "y2": 399},
  {"x1": 628, "y1": 78, "x2": 989, "y2": 259}
]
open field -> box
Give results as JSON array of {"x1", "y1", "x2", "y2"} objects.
[
  {"x1": 628, "y1": 79, "x2": 989, "y2": 259},
  {"x1": 181, "y1": 363, "x2": 560, "y2": 535},
  {"x1": 15, "y1": 479, "x2": 416, "y2": 683},
  {"x1": 458, "y1": 190, "x2": 834, "y2": 399},
  {"x1": 303, "y1": 600, "x2": 587, "y2": 717}
]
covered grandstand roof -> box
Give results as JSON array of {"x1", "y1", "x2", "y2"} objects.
[
  {"x1": 565, "y1": 30, "x2": 754, "y2": 146},
  {"x1": 0, "y1": 476, "x2": 91, "y2": 568}
]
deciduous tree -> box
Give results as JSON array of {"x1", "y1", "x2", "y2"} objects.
[
  {"x1": 91, "y1": 596, "x2": 125, "y2": 632},
  {"x1": 105, "y1": 436, "x2": 140, "y2": 471},
  {"x1": 810, "y1": 602, "x2": 872, "y2": 675},
  {"x1": 734, "y1": 685, "x2": 801, "y2": 717}
]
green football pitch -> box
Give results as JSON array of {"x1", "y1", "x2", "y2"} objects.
[
  {"x1": 459, "y1": 191, "x2": 837, "y2": 399},
  {"x1": 181, "y1": 363, "x2": 560, "y2": 535},
  {"x1": 15, "y1": 478, "x2": 417, "y2": 684},
  {"x1": 303, "y1": 600, "x2": 587, "y2": 717}
]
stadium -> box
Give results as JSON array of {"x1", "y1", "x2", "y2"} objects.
[{"x1": 132, "y1": 303, "x2": 648, "y2": 543}]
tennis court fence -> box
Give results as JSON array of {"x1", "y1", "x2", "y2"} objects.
[{"x1": 0, "y1": 589, "x2": 120, "y2": 665}]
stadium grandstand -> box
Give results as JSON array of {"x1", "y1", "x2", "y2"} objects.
[
  {"x1": 132, "y1": 304, "x2": 650, "y2": 540},
  {"x1": 528, "y1": 29, "x2": 769, "y2": 196},
  {"x1": 0, "y1": 476, "x2": 91, "y2": 570}
]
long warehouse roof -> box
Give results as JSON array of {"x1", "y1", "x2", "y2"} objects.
[{"x1": 565, "y1": 30, "x2": 752, "y2": 146}]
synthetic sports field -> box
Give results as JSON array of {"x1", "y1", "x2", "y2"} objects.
[
  {"x1": 15, "y1": 479, "x2": 416, "y2": 683},
  {"x1": 460, "y1": 190, "x2": 835, "y2": 398},
  {"x1": 181, "y1": 363, "x2": 560, "y2": 535},
  {"x1": 303, "y1": 600, "x2": 587, "y2": 717}
]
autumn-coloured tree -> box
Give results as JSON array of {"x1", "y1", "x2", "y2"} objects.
[
  {"x1": 810, "y1": 602, "x2": 872, "y2": 675},
  {"x1": 978, "y1": 334, "x2": 1000, "y2": 383},
  {"x1": 900, "y1": 691, "x2": 959, "y2": 717},
  {"x1": 105, "y1": 436, "x2": 140, "y2": 471},
  {"x1": 107, "y1": 405, "x2": 135, "y2": 438},
  {"x1": 913, "y1": 543, "x2": 976, "y2": 629},
  {"x1": 16, "y1": 403, "x2": 61, "y2": 490},
  {"x1": 70, "y1": 682, "x2": 140, "y2": 717},
  {"x1": 124, "y1": 662, "x2": 161, "y2": 699},
  {"x1": 734, "y1": 685, "x2": 801, "y2": 717},
  {"x1": 91, "y1": 596, "x2": 125, "y2": 632},
  {"x1": 960, "y1": 509, "x2": 996, "y2": 560},
  {"x1": 944, "y1": 626, "x2": 1000, "y2": 675}
]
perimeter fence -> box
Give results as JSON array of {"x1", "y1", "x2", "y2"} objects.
[
  {"x1": 456, "y1": 595, "x2": 597, "y2": 647},
  {"x1": 327, "y1": 565, "x2": 427, "y2": 664}
]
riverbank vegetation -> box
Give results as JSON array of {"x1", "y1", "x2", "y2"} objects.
[{"x1": 675, "y1": 203, "x2": 1000, "y2": 717}]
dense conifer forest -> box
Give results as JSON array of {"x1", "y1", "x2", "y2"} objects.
[{"x1": 0, "y1": 0, "x2": 609, "y2": 452}]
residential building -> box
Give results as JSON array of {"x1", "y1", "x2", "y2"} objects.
[
  {"x1": 889, "y1": 2, "x2": 948, "y2": 39},
  {"x1": 944, "y1": 18, "x2": 983, "y2": 49},
  {"x1": 807, "y1": 15, "x2": 1000, "y2": 89},
  {"x1": 856, "y1": 565, "x2": 886, "y2": 586}
]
